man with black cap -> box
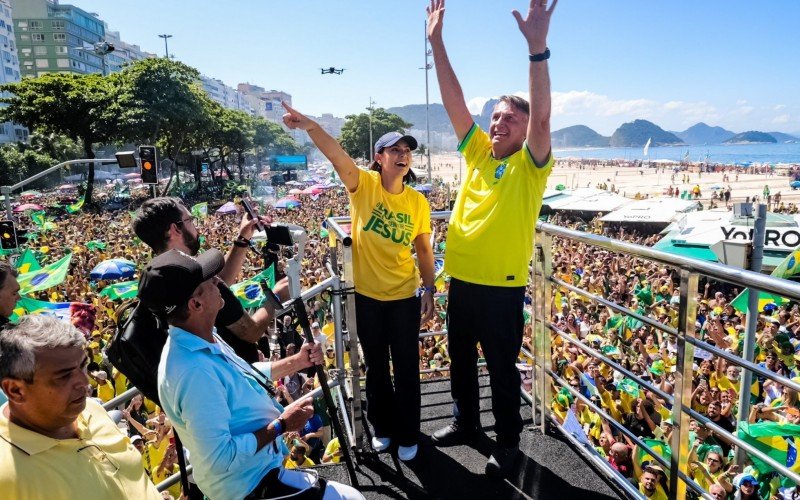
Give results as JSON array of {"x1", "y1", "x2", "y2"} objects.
[
  {"x1": 133, "y1": 197, "x2": 285, "y2": 363},
  {"x1": 139, "y1": 249, "x2": 362, "y2": 500},
  {"x1": 426, "y1": 0, "x2": 557, "y2": 477}
]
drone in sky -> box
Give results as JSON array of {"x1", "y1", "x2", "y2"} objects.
[{"x1": 320, "y1": 67, "x2": 345, "y2": 75}]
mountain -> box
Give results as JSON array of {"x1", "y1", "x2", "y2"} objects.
[
  {"x1": 768, "y1": 131, "x2": 800, "y2": 143},
  {"x1": 723, "y1": 131, "x2": 778, "y2": 144},
  {"x1": 552, "y1": 125, "x2": 610, "y2": 148},
  {"x1": 610, "y1": 119, "x2": 683, "y2": 147},
  {"x1": 386, "y1": 103, "x2": 478, "y2": 135},
  {"x1": 675, "y1": 122, "x2": 735, "y2": 145}
]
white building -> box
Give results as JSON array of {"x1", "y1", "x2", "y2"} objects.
[
  {"x1": 200, "y1": 74, "x2": 255, "y2": 115},
  {"x1": 103, "y1": 27, "x2": 154, "y2": 72},
  {"x1": 0, "y1": 0, "x2": 25, "y2": 143},
  {"x1": 237, "y1": 83, "x2": 291, "y2": 124}
]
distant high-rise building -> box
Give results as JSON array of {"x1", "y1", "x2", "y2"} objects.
[
  {"x1": 200, "y1": 74, "x2": 256, "y2": 115},
  {"x1": 0, "y1": 0, "x2": 26, "y2": 143},
  {"x1": 237, "y1": 83, "x2": 291, "y2": 124},
  {"x1": 11, "y1": 0, "x2": 110, "y2": 76}
]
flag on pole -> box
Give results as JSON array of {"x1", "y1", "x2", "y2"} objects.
[
  {"x1": 30, "y1": 211, "x2": 46, "y2": 227},
  {"x1": 16, "y1": 254, "x2": 72, "y2": 295},
  {"x1": 643, "y1": 137, "x2": 652, "y2": 157},
  {"x1": 14, "y1": 249, "x2": 41, "y2": 274},
  {"x1": 191, "y1": 202, "x2": 208, "y2": 219},
  {"x1": 230, "y1": 265, "x2": 276, "y2": 309}
]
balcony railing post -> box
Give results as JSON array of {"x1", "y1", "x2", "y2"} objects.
[
  {"x1": 669, "y1": 269, "x2": 699, "y2": 499},
  {"x1": 341, "y1": 242, "x2": 364, "y2": 450},
  {"x1": 538, "y1": 231, "x2": 554, "y2": 434}
]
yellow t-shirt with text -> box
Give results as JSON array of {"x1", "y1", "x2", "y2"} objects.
[
  {"x1": 349, "y1": 169, "x2": 432, "y2": 300},
  {"x1": 445, "y1": 124, "x2": 553, "y2": 287}
]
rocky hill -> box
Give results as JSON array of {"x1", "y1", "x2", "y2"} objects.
[
  {"x1": 610, "y1": 119, "x2": 683, "y2": 147},
  {"x1": 723, "y1": 131, "x2": 778, "y2": 144},
  {"x1": 552, "y1": 125, "x2": 610, "y2": 148},
  {"x1": 675, "y1": 122, "x2": 735, "y2": 145}
]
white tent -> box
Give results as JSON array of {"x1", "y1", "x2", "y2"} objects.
[
  {"x1": 600, "y1": 198, "x2": 699, "y2": 224},
  {"x1": 545, "y1": 188, "x2": 631, "y2": 213}
]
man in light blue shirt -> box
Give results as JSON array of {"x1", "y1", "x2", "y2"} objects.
[{"x1": 139, "y1": 249, "x2": 363, "y2": 500}]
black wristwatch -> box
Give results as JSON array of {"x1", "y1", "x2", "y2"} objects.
[
  {"x1": 529, "y1": 48, "x2": 550, "y2": 62},
  {"x1": 233, "y1": 236, "x2": 251, "y2": 248}
]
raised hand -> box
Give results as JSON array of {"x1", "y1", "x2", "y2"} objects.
[
  {"x1": 426, "y1": 0, "x2": 445, "y2": 41},
  {"x1": 281, "y1": 101, "x2": 317, "y2": 132},
  {"x1": 511, "y1": 0, "x2": 558, "y2": 53}
]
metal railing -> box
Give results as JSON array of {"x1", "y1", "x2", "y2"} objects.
[{"x1": 532, "y1": 221, "x2": 800, "y2": 499}]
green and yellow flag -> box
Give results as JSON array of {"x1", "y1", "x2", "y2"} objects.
[
  {"x1": 14, "y1": 249, "x2": 41, "y2": 274},
  {"x1": 634, "y1": 439, "x2": 672, "y2": 477},
  {"x1": 16, "y1": 254, "x2": 72, "y2": 295},
  {"x1": 191, "y1": 202, "x2": 208, "y2": 219},
  {"x1": 738, "y1": 421, "x2": 800, "y2": 477},
  {"x1": 230, "y1": 265, "x2": 276, "y2": 309},
  {"x1": 99, "y1": 280, "x2": 138, "y2": 301},
  {"x1": 731, "y1": 246, "x2": 800, "y2": 313},
  {"x1": 65, "y1": 194, "x2": 85, "y2": 214}
]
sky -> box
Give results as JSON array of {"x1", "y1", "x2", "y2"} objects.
[{"x1": 71, "y1": 0, "x2": 800, "y2": 136}]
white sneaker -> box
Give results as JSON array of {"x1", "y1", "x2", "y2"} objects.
[
  {"x1": 371, "y1": 437, "x2": 391, "y2": 452},
  {"x1": 398, "y1": 444, "x2": 418, "y2": 461}
]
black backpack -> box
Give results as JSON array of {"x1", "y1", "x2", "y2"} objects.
[{"x1": 105, "y1": 299, "x2": 168, "y2": 406}]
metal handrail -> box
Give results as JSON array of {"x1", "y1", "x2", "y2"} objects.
[
  {"x1": 537, "y1": 221, "x2": 800, "y2": 299},
  {"x1": 535, "y1": 221, "x2": 800, "y2": 498},
  {"x1": 102, "y1": 387, "x2": 140, "y2": 411}
]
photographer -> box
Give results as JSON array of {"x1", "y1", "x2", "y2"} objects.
[
  {"x1": 139, "y1": 249, "x2": 362, "y2": 500},
  {"x1": 133, "y1": 197, "x2": 287, "y2": 362}
]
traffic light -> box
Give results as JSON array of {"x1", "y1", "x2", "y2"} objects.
[
  {"x1": 139, "y1": 145, "x2": 158, "y2": 184},
  {"x1": 0, "y1": 220, "x2": 18, "y2": 250}
]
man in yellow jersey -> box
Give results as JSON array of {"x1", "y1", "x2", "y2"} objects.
[
  {"x1": 0, "y1": 315, "x2": 160, "y2": 499},
  {"x1": 427, "y1": 0, "x2": 557, "y2": 478}
]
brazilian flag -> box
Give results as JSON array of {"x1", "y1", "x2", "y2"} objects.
[
  {"x1": 738, "y1": 421, "x2": 800, "y2": 479},
  {"x1": 14, "y1": 249, "x2": 41, "y2": 274},
  {"x1": 230, "y1": 265, "x2": 276, "y2": 309},
  {"x1": 634, "y1": 439, "x2": 672, "y2": 473},
  {"x1": 65, "y1": 194, "x2": 85, "y2": 214},
  {"x1": 731, "y1": 247, "x2": 800, "y2": 313},
  {"x1": 99, "y1": 280, "x2": 139, "y2": 301},
  {"x1": 16, "y1": 254, "x2": 72, "y2": 295}
]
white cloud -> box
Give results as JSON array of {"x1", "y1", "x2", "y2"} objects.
[
  {"x1": 736, "y1": 99, "x2": 748, "y2": 106},
  {"x1": 466, "y1": 96, "x2": 489, "y2": 115},
  {"x1": 773, "y1": 114, "x2": 791, "y2": 124},
  {"x1": 774, "y1": 104, "x2": 787, "y2": 111}
]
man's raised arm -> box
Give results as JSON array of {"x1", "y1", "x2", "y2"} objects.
[
  {"x1": 513, "y1": 0, "x2": 557, "y2": 166},
  {"x1": 427, "y1": 0, "x2": 474, "y2": 142}
]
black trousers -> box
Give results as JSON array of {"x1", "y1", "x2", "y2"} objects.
[
  {"x1": 355, "y1": 292, "x2": 421, "y2": 446},
  {"x1": 446, "y1": 277, "x2": 525, "y2": 447}
]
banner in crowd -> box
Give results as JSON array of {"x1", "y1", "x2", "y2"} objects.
[
  {"x1": 10, "y1": 297, "x2": 96, "y2": 335},
  {"x1": 14, "y1": 249, "x2": 41, "y2": 274},
  {"x1": 731, "y1": 246, "x2": 800, "y2": 313},
  {"x1": 16, "y1": 253, "x2": 72, "y2": 295},
  {"x1": 191, "y1": 202, "x2": 208, "y2": 219},
  {"x1": 230, "y1": 265, "x2": 276, "y2": 309},
  {"x1": 738, "y1": 421, "x2": 800, "y2": 478},
  {"x1": 634, "y1": 439, "x2": 672, "y2": 471},
  {"x1": 85, "y1": 240, "x2": 107, "y2": 251}
]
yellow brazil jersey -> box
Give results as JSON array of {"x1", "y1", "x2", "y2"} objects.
[
  {"x1": 445, "y1": 124, "x2": 553, "y2": 287},
  {"x1": 349, "y1": 169, "x2": 432, "y2": 300}
]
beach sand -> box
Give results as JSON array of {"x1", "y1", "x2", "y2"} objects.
[{"x1": 426, "y1": 153, "x2": 798, "y2": 206}]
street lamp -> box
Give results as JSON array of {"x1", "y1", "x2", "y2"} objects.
[
  {"x1": 422, "y1": 20, "x2": 433, "y2": 183},
  {"x1": 367, "y1": 97, "x2": 376, "y2": 163},
  {"x1": 158, "y1": 34, "x2": 172, "y2": 58}
]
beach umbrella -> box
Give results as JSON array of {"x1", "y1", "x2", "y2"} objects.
[
  {"x1": 790, "y1": 181, "x2": 800, "y2": 189},
  {"x1": 90, "y1": 258, "x2": 136, "y2": 280},
  {"x1": 709, "y1": 184, "x2": 723, "y2": 190},
  {"x1": 20, "y1": 190, "x2": 42, "y2": 199},
  {"x1": 215, "y1": 201, "x2": 238, "y2": 214},
  {"x1": 57, "y1": 184, "x2": 77, "y2": 190},
  {"x1": 126, "y1": 178, "x2": 143, "y2": 184},
  {"x1": 274, "y1": 197, "x2": 301, "y2": 209},
  {"x1": 123, "y1": 172, "x2": 141, "y2": 179},
  {"x1": 286, "y1": 181, "x2": 303, "y2": 187},
  {"x1": 288, "y1": 188, "x2": 303, "y2": 195},
  {"x1": 13, "y1": 203, "x2": 44, "y2": 213},
  {"x1": 413, "y1": 184, "x2": 433, "y2": 193},
  {"x1": 301, "y1": 187, "x2": 323, "y2": 195},
  {"x1": 555, "y1": 184, "x2": 566, "y2": 191}
]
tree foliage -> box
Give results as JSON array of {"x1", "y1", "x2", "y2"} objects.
[{"x1": 339, "y1": 108, "x2": 412, "y2": 160}]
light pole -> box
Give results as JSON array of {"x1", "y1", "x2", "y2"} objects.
[
  {"x1": 422, "y1": 20, "x2": 433, "y2": 183},
  {"x1": 367, "y1": 97, "x2": 376, "y2": 163},
  {"x1": 158, "y1": 34, "x2": 172, "y2": 58}
]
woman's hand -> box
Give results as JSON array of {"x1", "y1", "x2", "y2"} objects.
[
  {"x1": 281, "y1": 102, "x2": 318, "y2": 132},
  {"x1": 420, "y1": 291, "x2": 435, "y2": 324}
]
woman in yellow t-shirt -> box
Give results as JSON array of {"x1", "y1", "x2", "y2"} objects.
[{"x1": 282, "y1": 103, "x2": 434, "y2": 463}]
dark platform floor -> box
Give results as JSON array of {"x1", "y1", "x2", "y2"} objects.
[{"x1": 318, "y1": 375, "x2": 624, "y2": 500}]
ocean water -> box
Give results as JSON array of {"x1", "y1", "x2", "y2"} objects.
[{"x1": 553, "y1": 143, "x2": 800, "y2": 165}]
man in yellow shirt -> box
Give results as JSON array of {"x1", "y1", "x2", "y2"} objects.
[
  {"x1": 0, "y1": 315, "x2": 160, "y2": 499},
  {"x1": 427, "y1": 0, "x2": 556, "y2": 478}
]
